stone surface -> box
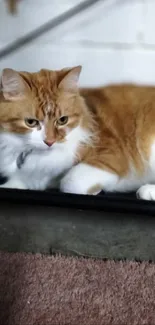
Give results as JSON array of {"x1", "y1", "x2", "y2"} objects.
[{"x1": 0, "y1": 200, "x2": 155, "y2": 261}]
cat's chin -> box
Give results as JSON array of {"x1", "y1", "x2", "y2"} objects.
[
  {"x1": 26, "y1": 142, "x2": 52, "y2": 151},
  {"x1": 34, "y1": 145, "x2": 52, "y2": 151}
]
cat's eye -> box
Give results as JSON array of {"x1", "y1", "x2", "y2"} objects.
[
  {"x1": 25, "y1": 118, "x2": 39, "y2": 128},
  {"x1": 57, "y1": 116, "x2": 68, "y2": 125}
]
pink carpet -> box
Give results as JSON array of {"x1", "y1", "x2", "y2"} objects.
[{"x1": 0, "y1": 252, "x2": 155, "y2": 325}]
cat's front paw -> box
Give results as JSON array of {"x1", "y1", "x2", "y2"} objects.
[
  {"x1": 60, "y1": 174, "x2": 84, "y2": 194},
  {"x1": 60, "y1": 169, "x2": 88, "y2": 195},
  {"x1": 60, "y1": 167, "x2": 102, "y2": 195},
  {"x1": 137, "y1": 184, "x2": 155, "y2": 200}
]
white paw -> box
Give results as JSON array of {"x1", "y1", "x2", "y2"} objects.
[
  {"x1": 60, "y1": 163, "x2": 117, "y2": 195},
  {"x1": 137, "y1": 184, "x2": 155, "y2": 201},
  {"x1": 60, "y1": 170, "x2": 102, "y2": 195},
  {"x1": 60, "y1": 173, "x2": 86, "y2": 194}
]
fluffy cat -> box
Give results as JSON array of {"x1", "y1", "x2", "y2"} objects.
[
  {"x1": 0, "y1": 66, "x2": 155, "y2": 200},
  {"x1": 0, "y1": 66, "x2": 92, "y2": 190}
]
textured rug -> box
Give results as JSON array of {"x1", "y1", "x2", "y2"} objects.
[{"x1": 0, "y1": 252, "x2": 155, "y2": 325}]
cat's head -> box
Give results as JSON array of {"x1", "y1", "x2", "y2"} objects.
[{"x1": 0, "y1": 66, "x2": 90, "y2": 150}]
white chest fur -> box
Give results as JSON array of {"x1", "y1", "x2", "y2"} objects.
[{"x1": 0, "y1": 126, "x2": 90, "y2": 190}]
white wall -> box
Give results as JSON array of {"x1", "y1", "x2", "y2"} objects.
[{"x1": 0, "y1": 0, "x2": 155, "y2": 86}]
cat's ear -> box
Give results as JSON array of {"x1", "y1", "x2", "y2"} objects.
[
  {"x1": 1, "y1": 68, "x2": 29, "y2": 101},
  {"x1": 58, "y1": 65, "x2": 82, "y2": 92}
]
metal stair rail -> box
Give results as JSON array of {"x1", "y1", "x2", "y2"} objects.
[{"x1": 0, "y1": 0, "x2": 104, "y2": 60}]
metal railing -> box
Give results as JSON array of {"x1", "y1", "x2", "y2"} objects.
[{"x1": 0, "y1": 0, "x2": 104, "y2": 60}]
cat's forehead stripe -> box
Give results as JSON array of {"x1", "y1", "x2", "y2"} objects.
[{"x1": 47, "y1": 104, "x2": 51, "y2": 113}]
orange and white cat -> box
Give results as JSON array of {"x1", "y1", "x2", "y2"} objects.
[
  {"x1": 0, "y1": 66, "x2": 92, "y2": 190},
  {"x1": 0, "y1": 66, "x2": 155, "y2": 200}
]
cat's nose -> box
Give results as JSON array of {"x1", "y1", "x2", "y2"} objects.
[{"x1": 44, "y1": 140, "x2": 54, "y2": 147}]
